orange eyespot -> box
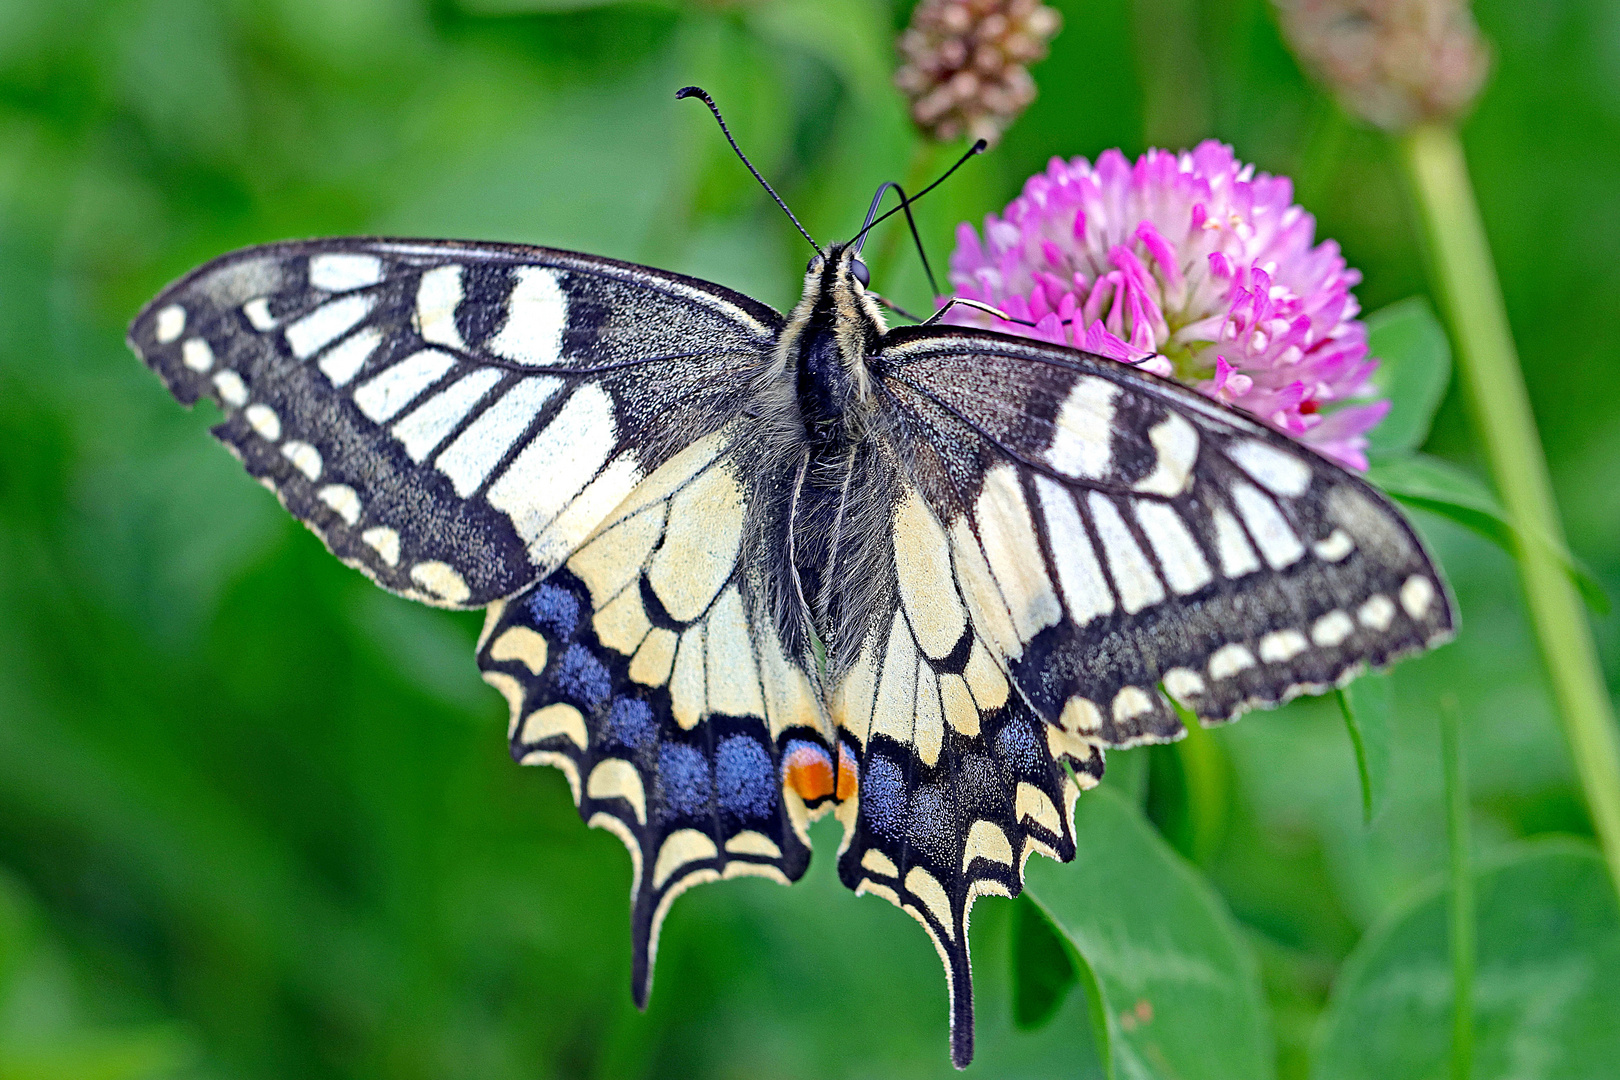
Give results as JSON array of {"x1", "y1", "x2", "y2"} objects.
[
  {"x1": 783, "y1": 742, "x2": 836, "y2": 802},
  {"x1": 836, "y1": 742, "x2": 859, "y2": 801}
]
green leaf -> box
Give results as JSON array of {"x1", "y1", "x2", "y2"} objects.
[
  {"x1": 1336, "y1": 673, "x2": 1393, "y2": 826},
  {"x1": 1366, "y1": 454, "x2": 1611, "y2": 614},
  {"x1": 1365, "y1": 297, "x2": 1454, "y2": 459},
  {"x1": 1024, "y1": 785, "x2": 1274, "y2": 1080},
  {"x1": 1011, "y1": 893, "x2": 1078, "y2": 1030},
  {"x1": 1313, "y1": 840, "x2": 1620, "y2": 1080}
]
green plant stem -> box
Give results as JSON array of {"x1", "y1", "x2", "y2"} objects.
[
  {"x1": 1336, "y1": 689, "x2": 1374, "y2": 825},
  {"x1": 1440, "y1": 696, "x2": 1474, "y2": 1080},
  {"x1": 1400, "y1": 123, "x2": 1620, "y2": 902}
]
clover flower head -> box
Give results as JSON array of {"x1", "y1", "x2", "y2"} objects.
[{"x1": 946, "y1": 141, "x2": 1390, "y2": 469}]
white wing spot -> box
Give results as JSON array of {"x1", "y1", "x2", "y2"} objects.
[
  {"x1": 645, "y1": 462, "x2": 746, "y2": 624},
  {"x1": 1162, "y1": 667, "x2": 1206, "y2": 702},
  {"x1": 1134, "y1": 500, "x2": 1212, "y2": 595},
  {"x1": 1212, "y1": 506, "x2": 1261, "y2": 578},
  {"x1": 362, "y1": 526, "x2": 400, "y2": 567},
  {"x1": 1036, "y1": 477, "x2": 1114, "y2": 625},
  {"x1": 727, "y1": 831, "x2": 782, "y2": 859},
  {"x1": 243, "y1": 297, "x2": 276, "y2": 330},
  {"x1": 486, "y1": 384, "x2": 618, "y2": 556},
  {"x1": 872, "y1": 611, "x2": 918, "y2": 747},
  {"x1": 182, "y1": 338, "x2": 214, "y2": 372},
  {"x1": 489, "y1": 266, "x2": 568, "y2": 367},
  {"x1": 285, "y1": 293, "x2": 375, "y2": 360},
  {"x1": 154, "y1": 304, "x2": 186, "y2": 343},
  {"x1": 1112, "y1": 685, "x2": 1155, "y2": 722},
  {"x1": 1046, "y1": 375, "x2": 1118, "y2": 480},
  {"x1": 521, "y1": 702, "x2": 585, "y2": 750},
  {"x1": 410, "y1": 561, "x2": 470, "y2": 604},
  {"x1": 436, "y1": 375, "x2": 563, "y2": 497},
  {"x1": 1209, "y1": 643, "x2": 1257, "y2": 679},
  {"x1": 415, "y1": 265, "x2": 466, "y2": 350},
  {"x1": 1231, "y1": 481, "x2": 1305, "y2": 569},
  {"x1": 1358, "y1": 594, "x2": 1396, "y2": 631},
  {"x1": 670, "y1": 624, "x2": 707, "y2": 730},
  {"x1": 244, "y1": 403, "x2": 280, "y2": 441},
  {"x1": 1229, "y1": 439, "x2": 1313, "y2": 497},
  {"x1": 653, "y1": 830, "x2": 717, "y2": 889},
  {"x1": 353, "y1": 349, "x2": 458, "y2": 425},
  {"x1": 1401, "y1": 575, "x2": 1435, "y2": 620},
  {"x1": 281, "y1": 441, "x2": 322, "y2": 480},
  {"x1": 892, "y1": 489, "x2": 967, "y2": 660},
  {"x1": 318, "y1": 325, "x2": 383, "y2": 387},
  {"x1": 963, "y1": 820, "x2": 1015, "y2": 871},
  {"x1": 1088, "y1": 493, "x2": 1165, "y2": 613},
  {"x1": 1313, "y1": 529, "x2": 1355, "y2": 562},
  {"x1": 1133, "y1": 413, "x2": 1200, "y2": 496},
  {"x1": 1059, "y1": 695, "x2": 1103, "y2": 733},
  {"x1": 904, "y1": 866, "x2": 954, "y2": 938},
  {"x1": 391, "y1": 369, "x2": 502, "y2": 464},
  {"x1": 975, "y1": 465, "x2": 1061, "y2": 640},
  {"x1": 705, "y1": 586, "x2": 765, "y2": 719},
  {"x1": 309, "y1": 253, "x2": 383, "y2": 292},
  {"x1": 629, "y1": 627, "x2": 679, "y2": 688},
  {"x1": 491, "y1": 627, "x2": 549, "y2": 676},
  {"x1": 1016, "y1": 781, "x2": 1062, "y2": 835},
  {"x1": 1311, "y1": 610, "x2": 1356, "y2": 648},
  {"x1": 862, "y1": 848, "x2": 900, "y2": 877},
  {"x1": 587, "y1": 759, "x2": 647, "y2": 825},
  {"x1": 212, "y1": 370, "x2": 249, "y2": 407},
  {"x1": 318, "y1": 484, "x2": 361, "y2": 525},
  {"x1": 1258, "y1": 629, "x2": 1309, "y2": 663}
]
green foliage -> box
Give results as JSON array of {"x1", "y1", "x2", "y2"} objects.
[
  {"x1": 1008, "y1": 894, "x2": 1077, "y2": 1031},
  {"x1": 1368, "y1": 455, "x2": 1610, "y2": 612},
  {"x1": 1364, "y1": 297, "x2": 1452, "y2": 462},
  {"x1": 1, "y1": 0, "x2": 1617, "y2": 1077},
  {"x1": 1334, "y1": 678, "x2": 1389, "y2": 827},
  {"x1": 1025, "y1": 786, "x2": 1275, "y2": 1080},
  {"x1": 1313, "y1": 842, "x2": 1620, "y2": 1080}
]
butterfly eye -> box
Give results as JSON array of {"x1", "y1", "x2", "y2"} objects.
[
  {"x1": 806, "y1": 255, "x2": 821, "y2": 273},
  {"x1": 850, "y1": 258, "x2": 870, "y2": 287}
]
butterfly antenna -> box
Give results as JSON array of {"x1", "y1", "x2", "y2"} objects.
[
  {"x1": 677, "y1": 86, "x2": 818, "y2": 251},
  {"x1": 853, "y1": 182, "x2": 940, "y2": 297},
  {"x1": 851, "y1": 139, "x2": 987, "y2": 251}
]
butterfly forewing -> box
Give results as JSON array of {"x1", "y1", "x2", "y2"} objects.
[
  {"x1": 875, "y1": 326, "x2": 1454, "y2": 741},
  {"x1": 126, "y1": 238, "x2": 781, "y2": 608}
]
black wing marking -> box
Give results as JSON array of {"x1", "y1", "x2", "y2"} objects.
[
  {"x1": 127, "y1": 238, "x2": 781, "y2": 608},
  {"x1": 476, "y1": 427, "x2": 829, "y2": 1007},
  {"x1": 876, "y1": 325, "x2": 1455, "y2": 745}
]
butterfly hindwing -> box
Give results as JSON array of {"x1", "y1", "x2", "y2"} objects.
[
  {"x1": 476, "y1": 426, "x2": 829, "y2": 1006},
  {"x1": 876, "y1": 325, "x2": 1455, "y2": 743},
  {"x1": 831, "y1": 564, "x2": 1104, "y2": 1068},
  {"x1": 126, "y1": 238, "x2": 781, "y2": 608}
]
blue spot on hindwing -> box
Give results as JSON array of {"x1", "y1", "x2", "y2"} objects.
[
  {"x1": 715, "y1": 736, "x2": 776, "y2": 821},
  {"x1": 864, "y1": 754, "x2": 905, "y2": 840},
  {"x1": 526, "y1": 584, "x2": 579, "y2": 639},
  {"x1": 606, "y1": 697, "x2": 656, "y2": 751},
  {"x1": 657, "y1": 743, "x2": 712, "y2": 820},
  {"x1": 553, "y1": 643, "x2": 610, "y2": 708},
  {"x1": 994, "y1": 713, "x2": 1042, "y2": 775}
]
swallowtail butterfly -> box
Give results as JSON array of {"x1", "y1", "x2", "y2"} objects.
[{"x1": 127, "y1": 90, "x2": 1452, "y2": 1068}]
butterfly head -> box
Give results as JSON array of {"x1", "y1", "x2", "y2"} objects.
[{"x1": 778, "y1": 243, "x2": 888, "y2": 441}]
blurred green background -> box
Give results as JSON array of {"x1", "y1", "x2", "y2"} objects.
[{"x1": 1, "y1": 1, "x2": 1617, "y2": 1077}]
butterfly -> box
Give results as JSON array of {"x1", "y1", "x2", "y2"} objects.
[{"x1": 126, "y1": 89, "x2": 1452, "y2": 1069}]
